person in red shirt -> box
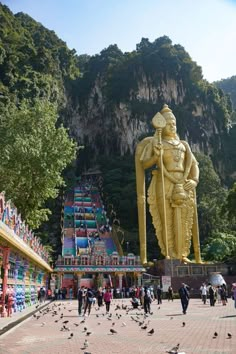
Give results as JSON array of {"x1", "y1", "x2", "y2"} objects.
[
  {"x1": 6, "y1": 286, "x2": 15, "y2": 317},
  {"x1": 103, "y1": 288, "x2": 112, "y2": 313}
]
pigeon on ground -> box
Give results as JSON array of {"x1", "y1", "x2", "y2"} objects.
[
  {"x1": 83, "y1": 339, "x2": 89, "y2": 348},
  {"x1": 110, "y1": 328, "x2": 118, "y2": 334},
  {"x1": 227, "y1": 332, "x2": 232, "y2": 338},
  {"x1": 148, "y1": 328, "x2": 154, "y2": 335},
  {"x1": 182, "y1": 322, "x2": 185, "y2": 327},
  {"x1": 166, "y1": 343, "x2": 180, "y2": 354},
  {"x1": 213, "y1": 332, "x2": 218, "y2": 338}
]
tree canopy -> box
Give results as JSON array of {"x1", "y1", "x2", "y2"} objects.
[{"x1": 0, "y1": 99, "x2": 77, "y2": 228}]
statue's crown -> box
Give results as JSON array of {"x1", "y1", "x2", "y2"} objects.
[{"x1": 160, "y1": 104, "x2": 172, "y2": 115}]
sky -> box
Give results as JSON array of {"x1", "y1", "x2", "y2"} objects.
[{"x1": 2, "y1": 0, "x2": 236, "y2": 82}]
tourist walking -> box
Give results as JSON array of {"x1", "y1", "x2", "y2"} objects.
[
  {"x1": 38, "y1": 287, "x2": 46, "y2": 303},
  {"x1": 208, "y1": 284, "x2": 216, "y2": 306},
  {"x1": 54, "y1": 288, "x2": 59, "y2": 300},
  {"x1": 69, "y1": 287, "x2": 73, "y2": 300},
  {"x1": 143, "y1": 289, "x2": 152, "y2": 314},
  {"x1": 104, "y1": 288, "x2": 112, "y2": 313},
  {"x1": 97, "y1": 288, "x2": 103, "y2": 307},
  {"x1": 200, "y1": 283, "x2": 207, "y2": 304},
  {"x1": 167, "y1": 286, "x2": 174, "y2": 301},
  {"x1": 157, "y1": 286, "x2": 163, "y2": 304},
  {"x1": 83, "y1": 288, "x2": 94, "y2": 316},
  {"x1": 178, "y1": 283, "x2": 190, "y2": 314},
  {"x1": 77, "y1": 286, "x2": 85, "y2": 316},
  {"x1": 220, "y1": 285, "x2": 227, "y2": 306},
  {"x1": 231, "y1": 284, "x2": 236, "y2": 309}
]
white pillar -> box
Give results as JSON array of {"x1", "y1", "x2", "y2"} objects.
[{"x1": 118, "y1": 273, "x2": 123, "y2": 290}]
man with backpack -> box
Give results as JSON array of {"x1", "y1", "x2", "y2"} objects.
[
  {"x1": 83, "y1": 288, "x2": 94, "y2": 316},
  {"x1": 143, "y1": 289, "x2": 152, "y2": 314}
]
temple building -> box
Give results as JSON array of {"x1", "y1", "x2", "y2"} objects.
[
  {"x1": 0, "y1": 193, "x2": 52, "y2": 317},
  {"x1": 54, "y1": 176, "x2": 145, "y2": 294}
]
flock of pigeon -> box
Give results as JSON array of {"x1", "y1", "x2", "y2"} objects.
[{"x1": 31, "y1": 301, "x2": 233, "y2": 354}]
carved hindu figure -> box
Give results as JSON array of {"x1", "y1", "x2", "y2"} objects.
[{"x1": 135, "y1": 104, "x2": 202, "y2": 265}]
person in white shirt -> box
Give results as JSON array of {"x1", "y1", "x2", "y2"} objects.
[{"x1": 200, "y1": 283, "x2": 207, "y2": 304}]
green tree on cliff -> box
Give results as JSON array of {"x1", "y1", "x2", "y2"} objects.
[{"x1": 0, "y1": 99, "x2": 77, "y2": 228}]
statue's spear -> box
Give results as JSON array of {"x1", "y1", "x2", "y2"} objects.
[{"x1": 152, "y1": 112, "x2": 170, "y2": 259}]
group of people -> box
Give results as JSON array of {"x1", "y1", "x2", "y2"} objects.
[
  {"x1": 199, "y1": 282, "x2": 235, "y2": 307},
  {"x1": 37, "y1": 287, "x2": 46, "y2": 303},
  {"x1": 77, "y1": 286, "x2": 113, "y2": 316},
  {"x1": 54, "y1": 287, "x2": 71, "y2": 300}
]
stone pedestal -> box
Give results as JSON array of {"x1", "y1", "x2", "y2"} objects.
[{"x1": 156, "y1": 259, "x2": 229, "y2": 278}]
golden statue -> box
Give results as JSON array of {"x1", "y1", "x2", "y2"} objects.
[{"x1": 135, "y1": 104, "x2": 202, "y2": 265}]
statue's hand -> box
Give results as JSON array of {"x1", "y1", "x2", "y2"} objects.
[
  {"x1": 183, "y1": 179, "x2": 197, "y2": 191},
  {"x1": 153, "y1": 140, "x2": 163, "y2": 157}
]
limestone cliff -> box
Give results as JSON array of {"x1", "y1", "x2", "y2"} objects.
[{"x1": 66, "y1": 44, "x2": 232, "y2": 178}]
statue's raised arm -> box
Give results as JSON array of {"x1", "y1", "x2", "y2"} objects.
[{"x1": 135, "y1": 104, "x2": 202, "y2": 265}]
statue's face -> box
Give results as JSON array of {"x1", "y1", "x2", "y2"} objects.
[{"x1": 162, "y1": 117, "x2": 177, "y2": 138}]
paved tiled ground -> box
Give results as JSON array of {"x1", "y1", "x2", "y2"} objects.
[{"x1": 0, "y1": 298, "x2": 235, "y2": 354}]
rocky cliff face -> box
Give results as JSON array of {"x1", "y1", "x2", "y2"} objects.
[
  {"x1": 60, "y1": 38, "x2": 233, "y2": 178},
  {"x1": 67, "y1": 73, "x2": 227, "y2": 174}
]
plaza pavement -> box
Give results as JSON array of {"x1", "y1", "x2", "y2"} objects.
[{"x1": 0, "y1": 297, "x2": 235, "y2": 354}]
